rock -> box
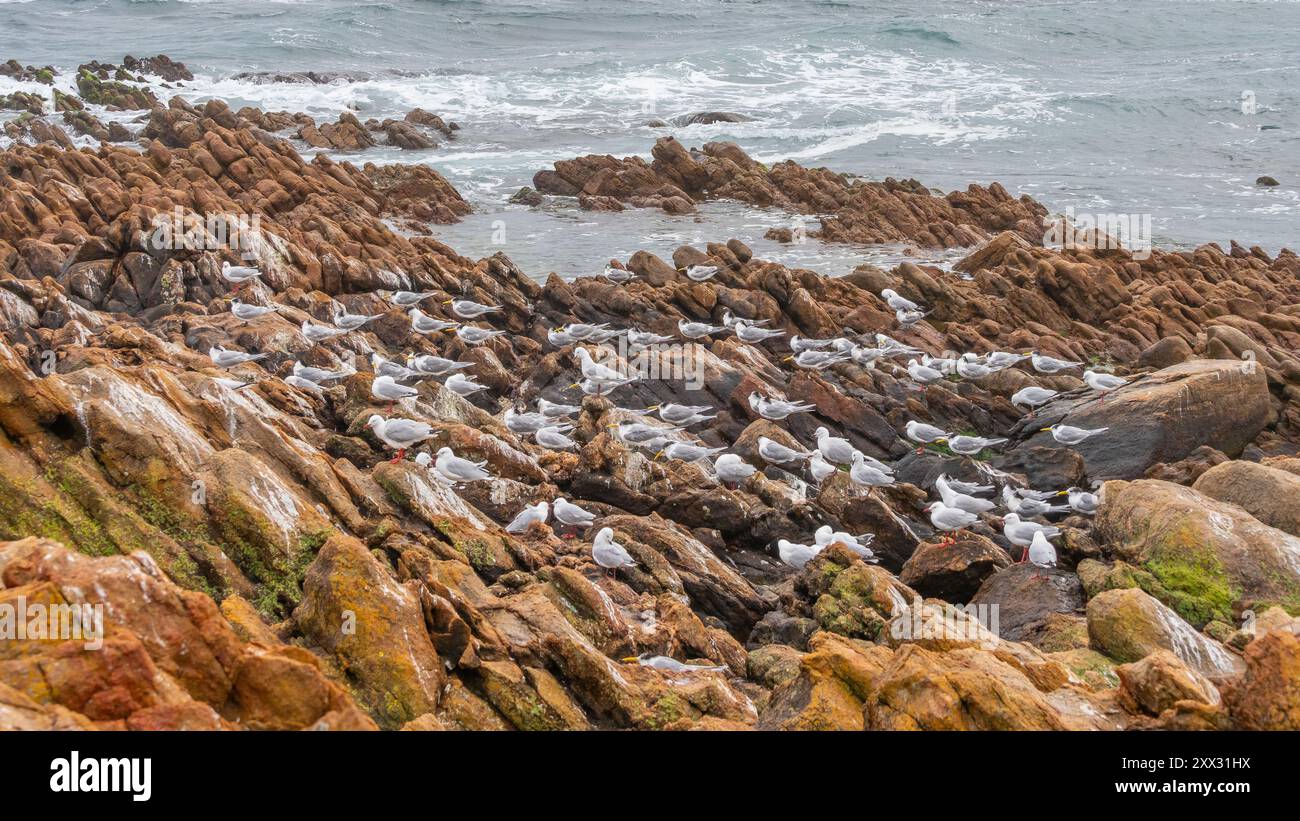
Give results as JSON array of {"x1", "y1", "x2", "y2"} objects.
[
  {"x1": 1085, "y1": 588, "x2": 1243, "y2": 679},
  {"x1": 899, "y1": 534, "x2": 1013, "y2": 603},
  {"x1": 509, "y1": 186, "x2": 545, "y2": 206},
  {"x1": 1192, "y1": 459, "x2": 1300, "y2": 536},
  {"x1": 969, "y1": 563, "x2": 1085, "y2": 644},
  {"x1": 1008, "y1": 360, "x2": 1272, "y2": 481},
  {"x1": 1138, "y1": 336, "x2": 1193, "y2": 369},
  {"x1": 670, "y1": 112, "x2": 755, "y2": 126},
  {"x1": 1115, "y1": 649, "x2": 1219, "y2": 717},
  {"x1": 1096, "y1": 479, "x2": 1300, "y2": 626},
  {"x1": 758, "y1": 632, "x2": 892, "y2": 730},
  {"x1": 746, "y1": 610, "x2": 818, "y2": 650},
  {"x1": 1255, "y1": 176, "x2": 1279, "y2": 187},
  {"x1": 1223, "y1": 631, "x2": 1300, "y2": 729}
]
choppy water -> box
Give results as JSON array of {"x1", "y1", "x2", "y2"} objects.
[{"x1": 1, "y1": 0, "x2": 1297, "y2": 277}]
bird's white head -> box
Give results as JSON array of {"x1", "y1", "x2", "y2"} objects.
[{"x1": 364, "y1": 415, "x2": 382, "y2": 429}]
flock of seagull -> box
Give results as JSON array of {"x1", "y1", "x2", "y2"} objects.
[{"x1": 209, "y1": 259, "x2": 1122, "y2": 586}]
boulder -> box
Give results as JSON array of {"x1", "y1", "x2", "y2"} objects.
[
  {"x1": 969, "y1": 563, "x2": 1085, "y2": 644},
  {"x1": 1192, "y1": 459, "x2": 1300, "y2": 537},
  {"x1": 1085, "y1": 588, "x2": 1243, "y2": 679},
  {"x1": 1223, "y1": 631, "x2": 1300, "y2": 730}
]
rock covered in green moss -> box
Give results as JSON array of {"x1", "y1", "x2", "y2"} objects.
[{"x1": 1086, "y1": 587, "x2": 1243, "y2": 679}]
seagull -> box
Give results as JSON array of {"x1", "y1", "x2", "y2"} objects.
[
  {"x1": 1084, "y1": 369, "x2": 1128, "y2": 396},
  {"x1": 985, "y1": 351, "x2": 1030, "y2": 370},
  {"x1": 1025, "y1": 530, "x2": 1057, "y2": 577},
  {"x1": 444, "y1": 373, "x2": 486, "y2": 397},
  {"x1": 749, "y1": 393, "x2": 816, "y2": 421},
  {"x1": 611, "y1": 421, "x2": 680, "y2": 446},
  {"x1": 813, "y1": 525, "x2": 876, "y2": 561},
  {"x1": 592, "y1": 527, "x2": 636, "y2": 573},
  {"x1": 302, "y1": 319, "x2": 348, "y2": 344},
  {"x1": 1031, "y1": 353, "x2": 1083, "y2": 374},
  {"x1": 212, "y1": 377, "x2": 254, "y2": 390},
  {"x1": 1014, "y1": 487, "x2": 1063, "y2": 502},
  {"x1": 409, "y1": 308, "x2": 458, "y2": 334},
  {"x1": 333, "y1": 307, "x2": 381, "y2": 331},
  {"x1": 907, "y1": 358, "x2": 945, "y2": 386},
  {"x1": 1002, "y1": 512, "x2": 1061, "y2": 553},
  {"x1": 808, "y1": 451, "x2": 837, "y2": 484},
  {"x1": 657, "y1": 442, "x2": 725, "y2": 463},
  {"x1": 714, "y1": 453, "x2": 757, "y2": 487},
  {"x1": 230, "y1": 298, "x2": 277, "y2": 321},
  {"x1": 432, "y1": 446, "x2": 493, "y2": 482},
  {"x1": 735, "y1": 321, "x2": 786, "y2": 343},
  {"x1": 647, "y1": 403, "x2": 714, "y2": 426},
  {"x1": 293, "y1": 360, "x2": 355, "y2": 383},
  {"x1": 815, "y1": 426, "x2": 859, "y2": 466},
  {"x1": 372, "y1": 375, "x2": 419, "y2": 408},
  {"x1": 777, "y1": 539, "x2": 821, "y2": 570},
  {"x1": 721, "y1": 309, "x2": 771, "y2": 329},
  {"x1": 925, "y1": 501, "x2": 979, "y2": 546},
  {"x1": 209, "y1": 346, "x2": 267, "y2": 368},
  {"x1": 678, "y1": 319, "x2": 726, "y2": 339},
  {"x1": 1061, "y1": 487, "x2": 1100, "y2": 515},
  {"x1": 905, "y1": 420, "x2": 951, "y2": 453},
  {"x1": 1002, "y1": 486, "x2": 1069, "y2": 517},
  {"x1": 456, "y1": 325, "x2": 506, "y2": 346},
  {"x1": 876, "y1": 334, "x2": 923, "y2": 357},
  {"x1": 881, "y1": 288, "x2": 921, "y2": 313},
  {"x1": 505, "y1": 501, "x2": 549, "y2": 534},
  {"x1": 922, "y1": 353, "x2": 958, "y2": 375},
  {"x1": 1011, "y1": 386, "x2": 1058, "y2": 415},
  {"x1": 955, "y1": 357, "x2": 993, "y2": 380},
  {"x1": 620, "y1": 654, "x2": 726, "y2": 673},
  {"x1": 221, "y1": 261, "x2": 261, "y2": 289},
  {"x1": 789, "y1": 349, "x2": 850, "y2": 370},
  {"x1": 627, "y1": 328, "x2": 675, "y2": 347},
  {"x1": 683, "y1": 264, "x2": 719, "y2": 282},
  {"x1": 850, "y1": 452, "x2": 895, "y2": 489},
  {"x1": 942, "y1": 434, "x2": 1007, "y2": 457},
  {"x1": 1042, "y1": 423, "x2": 1109, "y2": 445},
  {"x1": 505, "y1": 408, "x2": 550, "y2": 435},
  {"x1": 535, "y1": 425, "x2": 577, "y2": 450},
  {"x1": 446, "y1": 298, "x2": 501, "y2": 319},
  {"x1": 408, "y1": 354, "x2": 473, "y2": 376},
  {"x1": 896, "y1": 308, "x2": 928, "y2": 328},
  {"x1": 944, "y1": 476, "x2": 994, "y2": 495},
  {"x1": 575, "y1": 347, "x2": 628, "y2": 384},
  {"x1": 284, "y1": 375, "x2": 324, "y2": 394},
  {"x1": 850, "y1": 345, "x2": 887, "y2": 368},
  {"x1": 389, "y1": 290, "x2": 436, "y2": 307},
  {"x1": 553, "y1": 497, "x2": 597, "y2": 531},
  {"x1": 538, "y1": 398, "x2": 580, "y2": 419},
  {"x1": 789, "y1": 335, "x2": 835, "y2": 353},
  {"x1": 758, "y1": 436, "x2": 812, "y2": 465},
  {"x1": 559, "y1": 322, "x2": 610, "y2": 341},
  {"x1": 548, "y1": 328, "x2": 577, "y2": 347},
  {"x1": 372, "y1": 353, "x2": 418, "y2": 381},
  {"x1": 364, "y1": 415, "x2": 435, "y2": 461},
  {"x1": 602, "y1": 265, "x2": 637, "y2": 284},
  {"x1": 935, "y1": 474, "x2": 995, "y2": 514}
]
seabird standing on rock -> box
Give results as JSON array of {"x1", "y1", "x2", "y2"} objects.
[
  {"x1": 849, "y1": 452, "x2": 895, "y2": 489},
  {"x1": 881, "y1": 288, "x2": 922, "y2": 313},
  {"x1": 904, "y1": 420, "x2": 951, "y2": 452},
  {"x1": 372, "y1": 353, "x2": 418, "y2": 381},
  {"x1": 446, "y1": 298, "x2": 501, "y2": 319},
  {"x1": 906, "y1": 358, "x2": 946, "y2": 387},
  {"x1": 936, "y1": 474, "x2": 996, "y2": 514},
  {"x1": 333, "y1": 307, "x2": 381, "y2": 330},
  {"x1": 815, "y1": 426, "x2": 859, "y2": 465},
  {"x1": 984, "y1": 351, "x2": 1030, "y2": 370},
  {"x1": 813, "y1": 525, "x2": 876, "y2": 561},
  {"x1": 431, "y1": 446, "x2": 494, "y2": 482},
  {"x1": 408, "y1": 354, "x2": 473, "y2": 376},
  {"x1": 592, "y1": 527, "x2": 637, "y2": 575},
  {"x1": 1025, "y1": 530, "x2": 1058, "y2": 578},
  {"x1": 925, "y1": 501, "x2": 979, "y2": 546},
  {"x1": 808, "y1": 451, "x2": 837, "y2": 484},
  {"x1": 505, "y1": 501, "x2": 549, "y2": 534},
  {"x1": 777, "y1": 539, "x2": 821, "y2": 569},
  {"x1": 941, "y1": 434, "x2": 1007, "y2": 457},
  {"x1": 1011, "y1": 386, "x2": 1058, "y2": 415},
  {"x1": 456, "y1": 325, "x2": 507, "y2": 346},
  {"x1": 1001, "y1": 512, "x2": 1061, "y2": 557},
  {"x1": 678, "y1": 318, "x2": 726, "y2": 339},
  {"x1": 559, "y1": 322, "x2": 610, "y2": 341},
  {"x1": 735, "y1": 321, "x2": 786, "y2": 343},
  {"x1": 534, "y1": 425, "x2": 577, "y2": 450},
  {"x1": 553, "y1": 497, "x2": 597, "y2": 534},
  {"x1": 602, "y1": 265, "x2": 637, "y2": 284},
  {"x1": 955, "y1": 355, "x2": 993, "y2": 380},
  {"x1": 302, "y1": 319, "x2": 349, "y2": 344},
  {"x1": 1042, "y1": 423, "x2": 1110, "y2": 445},
  {"x1": 444, "y1": 373, "x2": 486, "y2": 396},
  {"x1": 683, "y1": 264, "x2": 719, "y2": 282},
  {"x1": 758, "y1": 436, "x2": 812, "y2": 464},
  {"x1": 537, "y1": 398, "x2": 580, "y2": 419},
  {"x1": 714, "y1": 453, "x2": 757, "y2": 487},
  {"x1": 657, "y1": 442, "x2": 726, "y2": 463},
  {"x1": 389, "y1": 290, "x2": 436, "y2": 307},
  {"x1": 1002, "y1": 486, "x2": 1069, "y2": 517},
  {"x1": 409, "y1": 307, "x2": 458, "y2": 334},
  {"x1": 627, "y1": 328, "x2": 675, "y2": 347},
  {"x1": 1084, "y1": 368, "x2": 1128, "y2": 399},
  {"x1": 789, "y1": 349, "x2": 851, "y2": 370},
  {"x1": 293, "y1": 361, "x2": 355, "y2": 383},
  {"x1": 610, "y1": 421, "x2": 679, "y2": 445},
  {"x1": 364, "y1": 415, "x2": 435, "y2": 461},
  {"x1": 230, "y1": 298, "x2": 277, "y2": 321},
  {"x1": 505, "y1": 408, "x2": 549, "y2": 435},
  {"x1": 1060, "y1": 487, "x2": 1100, "y2": 515},
  {"x1": 749, "y1": 392, "x2": 816, "y2": 420},
  {"x1": 620, "y1": 654, "x2": 726, "y2": 673},
  {"x1": 221, "y1": 261, "x2": 261, "y2": 290},
  {"x1": 371, "y1": 375, "x2": 419, "y2": 410},
  {"x1": 789, "y1": 334, "x2": 835, "y2": 353},
  {"x1": 1031, "y1": 353, "x2": 1083, "y2": 374},
  {"x1": 896, "y1": 308, "x2": 928, "y2": 328},
  {"x1": 944, "y1": 476, "x2": 994, "y2": 495},
  {"x1": 209, "y1": 346, "x2": 267, "y2": 368},
  {"x1": 647, "y1": 402, "x2": 714, "y2": 425}
]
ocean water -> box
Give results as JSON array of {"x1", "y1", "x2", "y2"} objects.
[{"x1": 1, "y1": 0, "x2": 1297, "y2": 278}]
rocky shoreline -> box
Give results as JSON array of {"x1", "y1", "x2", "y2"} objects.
[{"x1": 1, "y1": 55, "x2": 1298, "y2": 731}]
